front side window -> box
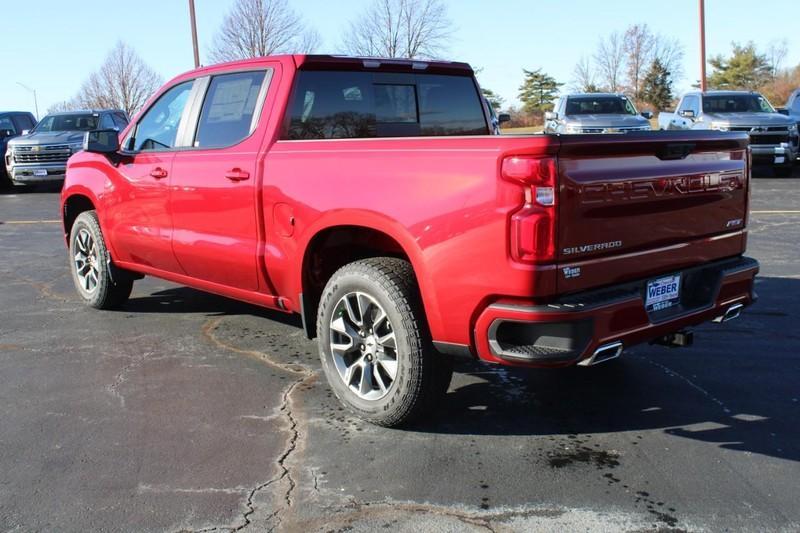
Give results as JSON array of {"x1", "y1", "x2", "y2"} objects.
[
  {"x1": 284, "y1": 71, "x2": 488, "y2": 140},
  {"x1": 194, "y1": 71, "x2": 267, "y2": 148},
  {"x1": 130, "y1": 81, "x2": 193, "y2": 151},
  {"x1": 33, "y1": 113, "x2": 100, "y2": 132},
  {"x1": 679, "y1": 96, "x2": 700, "y2": 115},
  {"x1": 100, "y1": 114, "x2": 116, "y2": 130},
  {"x1": 14, "y1": 114, "x2": 34, "y2": 131},
  {"x1": 112, "y1": 113, "x2": 129, "y2": 130}
]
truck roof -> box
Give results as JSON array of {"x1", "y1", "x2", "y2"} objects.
[
  {"x1": 565, "y1": 93, "x2": 628, "y2": 98},
  {"x1": 45, "y1": 109, "x2": 125, "y2": 116},
  {"x1": 683, "y1": 90, "x2": 762, "y2": 97},
  {"x1": 180, "y1": 54, "x2": 474, "y2": 80}
]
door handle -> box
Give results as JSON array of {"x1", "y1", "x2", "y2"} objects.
[
  {"x1": 149, "y1": 167, "x2": 168, "y2": 179},
  {"x1": 225, "y1": 168, "x2": 250, "y2": 181}
]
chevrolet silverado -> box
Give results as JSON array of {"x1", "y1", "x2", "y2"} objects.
[
  {"x1": 658, "y1": 90, "x2": 798, "y2": 176},
  {"x1": 544, "y1": 93, "x2": 653, "y2": 134},
  {"x1": 60, "y1": 55, "x2": 758, "y2": 427}
]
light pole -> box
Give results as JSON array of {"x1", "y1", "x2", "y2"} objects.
[
  {"x1": 17, "y1": 82, "x2": 39, "y2": 120},
  {"x1": 189, "y1": 0, "x2": 200, "y2": 68},
  {"x1": 699, "y1": 0, "x2": 707, "y2": 91}
]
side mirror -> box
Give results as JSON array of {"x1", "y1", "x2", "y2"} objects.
[
  {"x1": 0, "y1": 129, "x2": 14, "y2": 139},
  {"x1": 776, "y1": 107, "x2": 790, "y2": 116},
  {"x1": 21, "y1": 129, "x2": 30, "y2": 135},
  {"x1": 544, "y1": 111, "x2": 558, "y2": 121},
  {"x1": 84, "y1": 129, "x2": 120, "y2": 154},
  {"x1": 679, "y1": 109, "x2": 696, "y2": 119},
  {"x1": 640, "y1": 111, "x2": 654, "y2": 120},
  {"x1": 498, "y1": 113, "x2": 511, "y2": 124}
]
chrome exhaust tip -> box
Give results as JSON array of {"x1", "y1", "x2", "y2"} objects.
[
  {"x1": 714, "y1": 303, "x2": 744, "y2": 323},
  {"x1": 578, "y1": 341, "x2": 624, "y2": 366}
]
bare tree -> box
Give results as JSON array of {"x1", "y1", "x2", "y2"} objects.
[
  {"x1": 571, "y1": 55, "x2": 597, "y2": 92},
  {"x1": 651, "y1": 35, "x2": 684, "y2": 83},
  {"x1": 342, "y1": 0, "x2": 454, "y2": 59},
  {"x1": 47, "y1": 100, "x2": 80, "y2": 114},
  {"x1": 766, "y1": 39, "x2": 789, "y2": 79},
  {"x1": 594, "y1": 31, "x2": 626, "y2": 92},
  {"x1": 72, "y1": 42, "x2": 162, "y2": 117},
  {"x1": 623, "y1": 24, "x2": 655, "y2": 98},
  {"x1": 209, "y1": 0, "x2": 320, "y2": 63}
]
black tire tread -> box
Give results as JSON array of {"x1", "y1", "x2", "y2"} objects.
[
  {"x1": 70, "y1": 211, "x2": 133, "y2": 310},
  {"x1": 317, "y1": 257, "x2": 443, "y2": 427}
]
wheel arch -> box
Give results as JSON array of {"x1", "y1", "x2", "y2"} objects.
[{"x1": 296, "y1": 217, "x2": 440, "y2": 340}]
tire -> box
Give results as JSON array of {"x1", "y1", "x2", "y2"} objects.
[
  {"x1": 316, "y1": 257, "x2": 445, "y2": 427},
  {"x1": 69, "y1": 211, "x2": 133, "y2": 309},
  {"x1": 774, "y1": 165, "x2": 793, "y2": 178}
]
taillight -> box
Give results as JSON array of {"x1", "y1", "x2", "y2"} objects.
[{"x1": 502, "y1": 156, "x2": 557, "y2": 263}]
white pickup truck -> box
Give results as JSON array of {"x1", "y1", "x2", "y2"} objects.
[{"x1": 658, "y1": 90, "x2": 798, "y2": 176}]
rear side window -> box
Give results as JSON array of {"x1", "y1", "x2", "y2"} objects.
[
  {"x1": 194, "y1": 71, "x2": 267, "y2": 148},
  {"x1": 284, "y1": 71, "x2": 488, "y2": 140}
]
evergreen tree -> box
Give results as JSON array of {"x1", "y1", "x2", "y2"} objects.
[
  {"x1": 641, "y1": 58, "x2": 673, "y2": 110},
  {"x1": 481, "y1": 88, "x2": 504, "y2": 111},
  {"x1": 518, "y1": 69, "x2": 562, "y2": 113},
  {"x1": 708, "y1": 42, "x2": 772, "y2": 90}
]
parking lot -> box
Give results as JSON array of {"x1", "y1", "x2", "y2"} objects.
[{"x1": 1, "y1": 168, "x2": 799, "y2": 532}]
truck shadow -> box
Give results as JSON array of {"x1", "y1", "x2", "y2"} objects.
[
  {"x1": 416, "y1": 276, "x2": 799, "y2": 463},
  {"x1": 121, "y1": 277, "x2": 797, "y2": 463}
]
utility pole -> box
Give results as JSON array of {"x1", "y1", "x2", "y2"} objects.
[
  {"x1": 16, "y1": 82, "x2": 39, "y2": 120},
  {"x1": 189, "y1": 0, "x2": 200, "y2": 68},
  {"x1": 699, "y1": 0, "x2": 707, "y2": 91}
]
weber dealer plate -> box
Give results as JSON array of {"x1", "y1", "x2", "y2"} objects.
[{"x1": 646, "y1": 274, "x2": 681, "y2": 312}]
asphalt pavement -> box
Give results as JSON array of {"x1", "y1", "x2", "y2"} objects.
[{"x1": 1, "y1": 165, "x2": 799, "y2": 532}]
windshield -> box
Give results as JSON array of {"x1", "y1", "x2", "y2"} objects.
[
  {"x1": 703, "y1": 94, "x2": 775, "y2": 114},
  {"x1": 33, "y1": 114, "x2": 100, "y2": 132},
  {"x1": 566, "y1": 96, "x2": 637, "y2": 115}
]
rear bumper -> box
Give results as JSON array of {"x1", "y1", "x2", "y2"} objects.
[{"x1": 474, "y1": 256, "x2": 759, "y2": 367}]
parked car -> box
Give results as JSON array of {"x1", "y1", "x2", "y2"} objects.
[
  {"x1": 61, "y1": 55, "x2": 758, "y2": 427},
  {"x1": 544, "y1": 93, "x2": 653, "y2": 134},
  {"x1": 658, "y1": 91, "x2": 798, "y2": 176},
  {"x1": 778, "y1": 88, "x2": 800, "y2": 160},
  {"x1": 0, "y1": 111, "x2": 37, "y2": 188},
  {"x1": 5, "y1": 109, "x2": 128, "y2": 186},
  {"x1": 484, "y1": 97, "x2": 510, "y2": 134}
]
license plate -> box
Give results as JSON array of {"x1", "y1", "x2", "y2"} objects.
[
  {"x1": 646, "y1": 274, "x2": 681, "y2": 312},
  {"x1": 33, "y1": 169, "x2": 48, "y2": 177},
  {"x1": 775, "y1": 156, "x2": 785, "y2": 164}
]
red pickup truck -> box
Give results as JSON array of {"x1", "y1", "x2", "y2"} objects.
[{"x1": 61, "y1": 55, "x2": 758, "y2": 427}]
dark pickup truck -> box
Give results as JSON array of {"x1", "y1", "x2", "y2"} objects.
[
  {"x1": 0, "y1": 111, "x2": 37, "y2": 188},
  {"x1": 61, "y1": 55, "x2": 758, "y2": 426}
]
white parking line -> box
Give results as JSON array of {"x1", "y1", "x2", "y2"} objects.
[
  {"x1": 0, "y1": 220, "x2": 61, "y2": 224},
  {"x1": 750, "y1": 211, "x2": 800, "y2": 215}
]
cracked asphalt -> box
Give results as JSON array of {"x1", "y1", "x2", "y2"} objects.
[{"x1": 1, "y1": 166, "x2": 799, "y2": 532}]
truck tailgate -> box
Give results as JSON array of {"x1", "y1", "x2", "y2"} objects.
[{"x1": 556, "y1": 131, "x2": 750, "y2": 293}]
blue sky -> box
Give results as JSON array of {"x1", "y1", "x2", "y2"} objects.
[{"x1": 2, "y1": 0, "x2": 799, "y2": 116}]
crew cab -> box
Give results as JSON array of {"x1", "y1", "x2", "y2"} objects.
[
  {"x1": 659, "y1": 90, "x2": 798, "y2": 176},
  {"x1": 545, "y1": 93, "x2": 653, "y2": 134},
  {"x1": 60, "y1": 55, "x2": 759, "y2": 427},
  {"x1": 6, "y1": 109, "x2": 128, "y2": 186},
  {"x1": 779, "y1": 88, "x2": 800, "y2": 159}
]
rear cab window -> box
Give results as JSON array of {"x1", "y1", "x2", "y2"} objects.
[{"x1": 284, "y1": 70, "x2": 488, "y2": 140}]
